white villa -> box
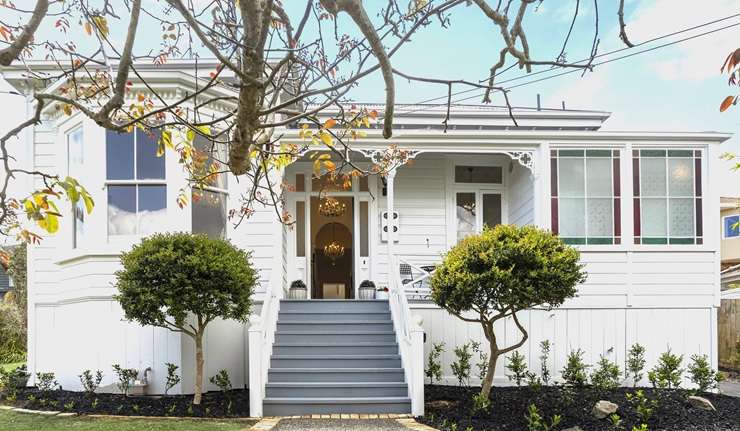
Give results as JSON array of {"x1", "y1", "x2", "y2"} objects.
[{"x1": 3, "y1": 61, "x2": 729, "y2": 416}]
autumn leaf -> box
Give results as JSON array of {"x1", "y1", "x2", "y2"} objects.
[
  {"x1": 84, "y1": 22, "x2": 92, "y2": 36},
  {"x1": 323, "y1": 118, "x2": 337, "y2": 129},
  {"x1": 319, "y1": 131, "x2": 333, "y2": 146},
  {"x1": 92, "y1": 16, "x2": 109, "y2": 38},
  {"x1": 720, "y1": 95, "x2": 736, "y2": 112}
]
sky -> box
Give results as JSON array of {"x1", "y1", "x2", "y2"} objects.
[{"x1": 1, "y1": 0, "x2": 739, "y2": 197}]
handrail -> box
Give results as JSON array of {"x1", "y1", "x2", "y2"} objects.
[{"x1": 388, "y1": 254, "x2": 425, "y2": 416}]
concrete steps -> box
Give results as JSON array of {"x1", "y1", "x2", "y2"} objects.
[{"x1": 262, "y1": 299, "x2": 411, "y2": 416}]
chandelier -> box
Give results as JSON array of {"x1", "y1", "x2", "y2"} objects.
[
  {"x1": 319, "y1": 197, "x2": 346, "y2": 217},
  {"x1": 323, "y1": 241, "x2": 345, "y2": 264}
]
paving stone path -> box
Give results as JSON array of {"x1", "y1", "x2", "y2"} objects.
[
  {"x1": 719, "y1": 379, "x2": 740, "y2": 397},
  {"x1": 273, "y1": 419, "x2": 409, "y2": 430}
]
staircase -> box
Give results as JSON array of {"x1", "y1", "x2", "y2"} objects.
[{"x1": 262, "y1": 299, "x2": 412, "y2": 415}]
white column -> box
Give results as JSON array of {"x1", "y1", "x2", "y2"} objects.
[
  {"x1": 247, "y1": 316, "x2": 263, "y2": 417},
  {"x1": 385, "y1": 167, "x2": 397, "y2": 288},
  {"x1": 410, "y1": 315, "x2": 425, "y2": 416}
]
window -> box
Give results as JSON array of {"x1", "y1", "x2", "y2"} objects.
[
  {"x1": 106, "y1": 129, "x2": 166, "y2": 236},
  {"x1": 455, "y1": 165, "x2": 503, "y2": 184},
  {"x1": 633, "y1": 149, "x2": 702, "y2": 245},
  {"x1": 455, "y1": 192, "x2": 502, "y2": 241},
  {"x1": 724, "y1": 215, "x2": 739, "y2": 239},
  {"x1": 191, "y1": 135, "x2": 228, "y2": 238},
  {"x1": 67, "y1": 127, "x2": 85, "y2": 247},
  {"x1": 550, "y1": 149, "x2": 621, "y2": 245}
]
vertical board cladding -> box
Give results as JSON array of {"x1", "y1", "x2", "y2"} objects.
[{"x1": 413, "y1": 306, "x2": 712, "y2": 387}]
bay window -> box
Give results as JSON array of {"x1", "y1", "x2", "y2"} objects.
[
  {"x1": 550, "y1": 149, "x2": 621, "y2": 245},
  {"x1": 633, "y1": 149, "x2": 702, "y2": 245},
  {"x1": 106, "y1": 129, "x2": 166, "y2": 236}
]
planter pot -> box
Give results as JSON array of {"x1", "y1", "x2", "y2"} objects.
[
  {"x1": 376, "y1": 290, "x2": 390, "y2": 300},
  {"x1": 288, "y1": 286, "x2": 307, "y2": 299},
  {"x1": 358, "y1": 286, "x2": 376, "y2": 300}
]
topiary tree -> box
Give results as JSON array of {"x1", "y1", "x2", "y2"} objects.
[
  {"x1": 115, "y1": 232, "x2": 257, "y2": 405},
  {"x1": 430, "y1": 224, "x2": 586, "y2": 398}
]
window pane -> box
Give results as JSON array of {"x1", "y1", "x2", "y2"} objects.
[
  {"x1": 668, "y1": 158, "x2": 693, "y2": 196},
  {"x1": 640, "y1": 158, "x2": 666, "y2": 197},
  {"x1": 73, "y1": 201, "x2": 85, "y2": 248},
  {"x1": 456, "y1": 192, "x2": 476, "y2": 241},
  {"x1": 295, "y1": 174, "x2": 305, "y2": 192},
  {"x1": 312, "y1": 174, "x2": 351, "y2": 191},
  {"x1": 669, "y1": 198, "x2": 694, "y2": 237},
  {"x1": 67, "y1": 127, "x2": 84, "y2": 174},
  {"x1": 587, "y1": 198, "x2": 613, "y2": 237},
  {"x1": 586, "y1": 158, "x2": 612, "y2": 197},
  {"x1": 359, "y1": 176, "x2": 369, "y2": 192},
  {"x1": 641, "y1": 198, "x2": 667, "y2": 237},
  {"x1": 558, "y1": 158, "x2": 584, "y2": 197},
  {"x1": 192, "y1": 189, "x2": 226, "y2": 238},
  {"x1": 455, "y1": 166, "x2": 503, "y2": 184},
  {"x1": 106, "y1": 131, "x2": 134, "y2": 180},
  {"x1": 559, "y1": 198, "x2": 585, "y2": 237},
  {"x1": 482, "y1": 194, "x2": 502, "y2": 229},
  {"x1": 296, "y1": 201, "x2": 305, "y2": 257},
  {"x1": 138, "y1": 185, "x2": 167, "y2": 236},
  {"x1": 194, "y1": 135, "x2": 227, "y2": 188},
  {"x1": 360, "y1": 201, "x2": 369, "y2": 256},
  {"x1": 136, "y1": 129, "x2": 165, "y2": 180},
  {"x1": 726, "y1": 215, "x2": 740, "y2": 238},
  {"x1": 108, "y1": 185, "x2": 136, "y2": 235}
]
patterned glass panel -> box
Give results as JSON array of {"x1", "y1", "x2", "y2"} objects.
[
  {"x1": 640, "y1": 158, "x2": 666, "y2": 197},
  {"x1": 669, "y1": 198, "x2": 694, "y2": 237},
  {"x1": 668, "y1": 158, "x2": 693, "y2": 197},
  {"x1": 482, "y1": 194, "x2": 502, "y2": 229},
  {"x1": 587, "y1": 198, "x2": 613, "y2": 237},
  {"x1": 586, "y1": 158, "x2": 612, "y2": 196},
  {"x1": 559, "y1": 158, "x2": 584, "y2": 197},
  {"x1": 641, "y1": 198, "x2": 667, "y2": 237},
  {"x1": 456, "y1": 193, "x2": 476, "y2": 241},
  {"x1": 559, "y1": 198, "x2": 585, "y2": 237}
]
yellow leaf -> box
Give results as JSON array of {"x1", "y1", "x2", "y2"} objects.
[
  {"x1": 196, "y1": 125, "x2": 211, "y2": 136},
  {"x1": 92, "y1": 16, "x2": 109, "y2": 38},
  {"x1": 320, "y1": 131, "x2": 333, "y2": 146},
  {"x1": 82, "y1": 195, "x2": 94, "y2": 214},
  {"x1": 186, "y1": 129, "x2": 195, "y2": 143}
]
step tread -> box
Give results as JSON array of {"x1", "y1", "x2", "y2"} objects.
[
  {"x1": 263, "y1": 397, "x2": 411, "y2": 404},
  {"x1": 269, "y1": 368, "x2": 403, "y2": 372},
  {"x1": 277, "y1": 330, "x2": 395, "y2": 334},
  {"x1": 272, "y1": 354, "x2": 401, "y2": 359},
  {"x1": 279, "y1": 311, "x2": 391, "y2": 314},
  {"x1": 266, "y1": 382, "x2": 408, "y2": 387},
  {"x1": 278, "y1": 321, "x2": 392, "y2": 324},
  {"x1": 281, "y1": 299, "x2": 389, "y2": 302},
  {"x1": 274, "y1": 342, "x2": 399, "y2": 346}
]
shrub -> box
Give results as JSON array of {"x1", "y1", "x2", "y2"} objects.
[
  {"x1": 471, "y1": 392, "x2": 490, "y2": 414},
  {"x1": 539, "y1": 340, "x2": 551, "y2": 385},
  {"x1": 525, "y1": 403, "x2": 562, "y2": 431},
  {"x1": 164, "y1": 362, "x2": 181, "y2": 395},
  {"x1": 425, "y1": 342, "x2": 445, "y2": 384},
  {"x1": 471, "y1": 341, "x2": 489, "y2": 381},
  {"x1": 35, "y1": 372, "x2": 59, "y2": 392},
  {"x1": 431, "y1": 225, "x2": 586, "y2": 397},
  {"x1": 505, "y1": 351, "x2": 528, "y2": 386},
  {"x1": 78, "y1": 370, "x2": 103, "y2": 395},
  {"x1": 625, "y1": 343, "x2": 646, "y2": 387},
  {"x1": 591, "y1": 355, "x2": 621, "y2": 390},
  {"x1": 648, "y1": 349, "x2": 683, "y2": 389},
  {"x1": 0, "y1": 364, "x2": 29, "y2": 392},
  {"x1": 209, "y1": 369, "x2": 232, "y2": 393},
  {"x1": 0, "y1": 301, "x2": 26, "y2": 363},
  {"x1": 115, "y1": 233, "x2": 257, "y2": 404},
  {"x1": 451, "y1": 343, "x2": 472, "y2": 387},
  {"x1": 112, "y1": 364, "x2": 138, "y2": 396},
  {"x1": 561, "y1": 349, "x2": 589, "y2": 387},
  {"x1": 626, "y1": 389, "x2": 658, "y2": 423},
  {"x1": 687, "y1": 354, "x2": 723, "y2": 392}
]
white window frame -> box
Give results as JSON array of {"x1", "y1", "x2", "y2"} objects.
[{"x1": 724, "y1": 214, "x2": 740, "y2": 239}]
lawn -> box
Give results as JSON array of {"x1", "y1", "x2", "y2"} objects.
[
  {"x1": 0, "y1": 409, "x2": 254, "y2": 431},
  {"x1": 0, "y1": 362, "x2": 24, "y2": 372}
]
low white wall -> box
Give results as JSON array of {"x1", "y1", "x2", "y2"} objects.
[{"x1": 412, "y1": 305, "x2": 715, "y2": 388}]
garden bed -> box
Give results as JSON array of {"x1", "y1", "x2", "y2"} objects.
[
  {"x1": 0, "y1": 387, "x2": 249, "y2": 418},
  {"x1": 420, "y1": 385, "x2": 740, "y2": 431}
]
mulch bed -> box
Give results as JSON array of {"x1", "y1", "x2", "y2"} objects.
[
  {"x1": 0, "y1": 387, "x2": 249, "y2": 418},
  {"x1": 419, "y1": 385, "x2": 740, "y2": 431}
]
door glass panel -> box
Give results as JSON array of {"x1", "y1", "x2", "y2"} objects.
[
  {"x1": 482, "y1": 194, "x2": 501, "y2": 229},
  {"x1": 359, "y1": 176, "x2": 369, "y2": 192},
  {"x1": 360, "y1": 201, "x2": 369, "y2": 256},
  {"x1": 295, "y1": 174, "x2": 305, "y2": 192},
  {"x1": 312, "y1": 174, "x2": 351, "y2": 192},
  {"x1": 296, "y1": 201, "x2": 305, "y2": 257},
  {"x1": 456, "y1": 192, "x2": 476, "y2": 241}
]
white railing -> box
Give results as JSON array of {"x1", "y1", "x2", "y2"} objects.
[
  {"x1": 388, "y1": 255, "x2": 427, "y2": 417},
  {"x1": 247, "y1": 275, "x2": 283, "y2": 417}
]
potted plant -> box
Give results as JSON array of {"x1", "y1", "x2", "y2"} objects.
[
  {"x1": 288, "y1": 280, "x2": 307, "y2": 299},
  {"x1": 376, "y1": 285, "x2": 390, "y2": 300},
  {"x1": 358, "y1": 280, "x2": 376, "y2": 299}
]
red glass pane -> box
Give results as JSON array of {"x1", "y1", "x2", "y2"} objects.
[
  {"x1": 695, "y1": 157, "x2": 702, "y2": 197},
  {"x1": 551, "y1": 198, "x2": 559, "y2": 234},
  {"x1": 696, "y1": 197, "x2": 703, "y2": 237},
  {"x1": 550, "y1": 156, "x2": 558, "y2": 197},
  {"x1": 613, "y1": 156, "x2": 621, "y2": 197},
  {"x1": 614, "y1": 197, "x2": 621, "y2": 237},
  {"x1": 633, "y1": 198, "x2": 641, "y2": 237},
  {"x1": 632, "y1": 157, "x2": 640, "y2": 197}
]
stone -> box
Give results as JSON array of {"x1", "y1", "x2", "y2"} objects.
[
  {"x1": 687, "y1": 395, "x2": 716, "y2": 411},
  {"x1": 592, "y1": 400, "x2": 619, "y2": 419},
  {"x1": 562, "y1": 427, "x2": 584, "y2": 431}
]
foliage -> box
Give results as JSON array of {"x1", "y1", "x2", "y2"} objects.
[
  {"x1": 35, "y1": 372, "x2": 58, "y2": 392},
  {"x1": 165, "y1": 363, "x2": 181, "y2": 395},
  {"x1": 431, "y1": 224, "x2": 586, "y2": 397},
  {"x1": 471, "y1": 392, "x2": 491, "y2": 414},
  {"x1": 209, "y1": 369, "x2": 232, "y2": 394},
  {"x1": 687, "y1": 354, "x2": 723, "y2": 392},
  {"x1": 590, "y1": 355, "x2": 621, "y2": 390},
  {"x1": 505, "y1": 351, "x2": 528, "y2": 387},
  {"x1": 626, "y1": 390, "x2": 659, "y2": 424},
  {"x1": 608, "y1": 414, "x2": 624, "y2": 431},
  {"x1": 0, "y1": 364, "x2": 29, "y2": 392},
  {"x1": 648, "y1": 349, "x2": 684, "y2": 389},
  {"x1": 5, "y1": 244, "x2": 27, "y2": 327},
  {"x1": 0, "y1": 301, "x2": 26, "y2": 363},
  {"x1": 78, "y1": 370, "x2": 103, "y2": 395},
  {"x1": 112, "y1": 364, "x2": 138, "y2": 396},
  {"x1": 561, "y1": 349, "x2": 589, "y2": 387},
  {"x1": 115, "y1": 233, "x2": 257, "y2": 404},
  {"x1": 539, "y1": 340, "x2": 552, "y2": 385},
  {"x1": 524, "y1": 403, "x2": 562, "y2": 431},
  {"x1": 451, "y1": 343, "x2": 472, "y2": 387},
  {"x1": 471, "y1": 341, "x2": 489, "y2": 381},
  {"x1": 425, "y1": 342, "x2": 445, "y2": 384},
  {"x1": 625, "y1": 343, "x2": 646, "y2": 387}
]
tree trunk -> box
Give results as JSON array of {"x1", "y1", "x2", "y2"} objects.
[
  {"x1": 481, "y1": 349, "x2": 500, "y2": 398},
  {"x1": 194, "y1": 332, "x2": 204, "y2": 405}
]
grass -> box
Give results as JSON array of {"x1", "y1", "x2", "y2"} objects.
[
  {"x1": 0, "y1": 362, "x2": 24, "y2": 372},
  {"x1": 0, "y1": 409, "x2": 255, "y2": 431}
]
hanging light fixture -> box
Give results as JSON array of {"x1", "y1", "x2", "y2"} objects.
[
  {"x1": 323, "y1": 241, "x2": 345, "y2": 264},
  {"x1": 319, "y1": 196, "x2": 346, "y2": 217}
]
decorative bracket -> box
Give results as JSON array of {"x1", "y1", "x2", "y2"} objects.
[{"x1": 503, "y1": 151, "x2": 536, "y2": 174}]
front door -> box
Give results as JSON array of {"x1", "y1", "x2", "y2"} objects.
[{"x1": 311, "y1": 196, "x2": 354, "y2": 299}]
